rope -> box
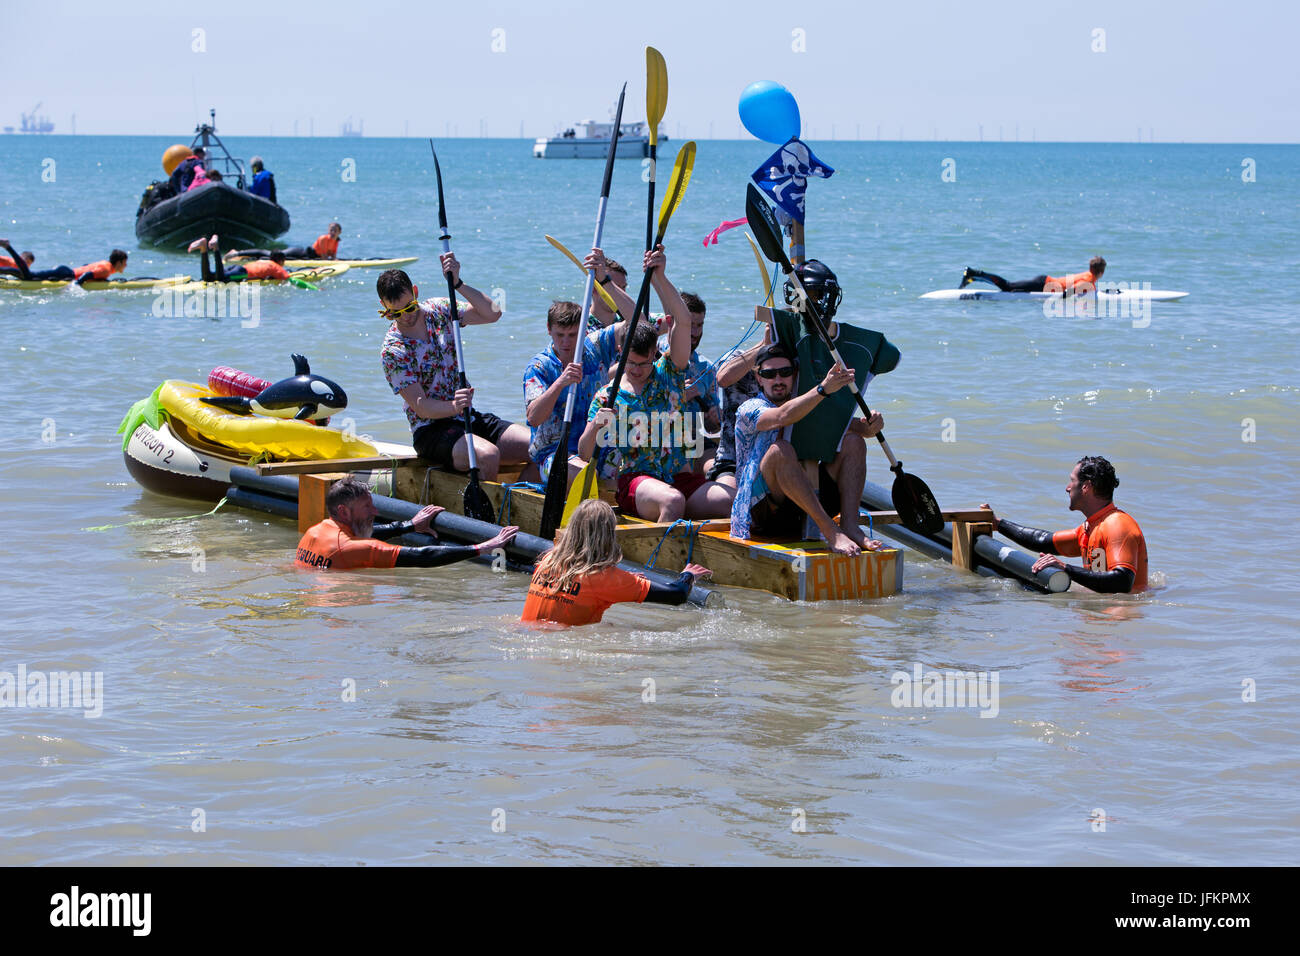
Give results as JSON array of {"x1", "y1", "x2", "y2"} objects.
[
  {"x1": 84, "y1": 496, "x2": 228, "y2": 532},
  {"x1": 644, "y1": 518, "x2": 700, "y2": 570},
  {"x1": 499, "y1": 481, "x2": 543, "y2": 527}
]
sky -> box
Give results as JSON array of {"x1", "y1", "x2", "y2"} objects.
[{"x1": 1, "y1": 0, "x2": 1296, "y2": 142}]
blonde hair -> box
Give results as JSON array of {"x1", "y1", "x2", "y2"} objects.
[{"x1": 533, "y1": 499, "x2": 622, "y2": 591}]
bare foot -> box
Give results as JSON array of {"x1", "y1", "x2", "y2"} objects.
[
  {"x1": 827, "y1": 530, "x2": 862, "y2": 556},
  {"x1": 187, "y1": 237, "x2": 208, "y2": 253}
]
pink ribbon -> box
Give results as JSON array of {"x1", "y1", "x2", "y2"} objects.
[{"x1": 702, "y1": 217, "x2": 748, "y2": 247}]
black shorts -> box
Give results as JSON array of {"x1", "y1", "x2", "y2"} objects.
[
  {"x1": 749, "y1": 463, "x2": 841, "y2": 540},
  {"x1": 705, "y1": 458, "x2": 736, "y2": 481},
  {"x1": 412, "y1": 410, "x2": 512, "y2": 467}
]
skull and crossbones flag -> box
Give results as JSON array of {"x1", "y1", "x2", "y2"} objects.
[{"x1": 750, "y1": 136, "x2": 834, "y2": 224}]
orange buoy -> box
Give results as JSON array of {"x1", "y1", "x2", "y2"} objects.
[{"x1": 162, "y1": 144, "x2": 194, "y2": 176}]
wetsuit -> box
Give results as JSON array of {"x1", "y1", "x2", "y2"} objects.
[
  {"x1": 967, "y1": 269, "x2": 1098, "y2": 294},
  {"x1": 295, "y1": 517, "x2": 480, "y2": 570},
  {"x1": 520, "y1": 566, "x2": 696, "y2": 625},
  {"x1": 995, "y1": 502, "x2": 1148, "y2": 593},
  {"x1": 0, "y1": 244, "x2": 75, "y2": 281},
  {"x1": 198, "y1": 249, "x2": 289, "y2": 283}
]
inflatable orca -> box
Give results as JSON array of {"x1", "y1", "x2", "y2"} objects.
[{"x1": 201, "y1": 354, "x2": 347, "y2": 421}]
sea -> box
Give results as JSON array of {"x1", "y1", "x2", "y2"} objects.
[{"x1": 0, "y1": 135, "x2": 1296, "y2": 865}]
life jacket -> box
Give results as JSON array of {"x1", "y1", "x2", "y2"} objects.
[
  {"x1": 312, "y1": 234, "x2": 339, "y2": 258},
  {"x1": 0, "y1": 256, "x2": 17, "y2": 270},
  {"x1": 243, "y1": 260, "x2": 291, "y2": 280},
  {"x1": 186, "y1": 166, "x2": 211, "y2": 191},
  {"x1": 1047, "y1": 271, "x2": 1096, "y2": 294},
  {"x1": 74, "y1": 260, "x2": 115, "y2": 280}
]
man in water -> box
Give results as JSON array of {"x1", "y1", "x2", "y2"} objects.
[
  {"x1": 981, "y1": 455, "x2": 1148, "y2": 593},
  {"x1": 73, "y1": 250, "x2": 129, "y2": 284},
  {"x1": 296, "y1": 476, "x2": 518, "y2": 570},
  {"x1": 959, "y1": 256, "x2": 1106, "y2": 295},
  {"x1": 248, "y1": 156, "x2": 277, "y2": 203},
  {"x1": 189, "y1": 236, "x2": 289, "y2": 282},
  {"x1": 729, "y1": 342, "x2": 883, "y2": 556}
]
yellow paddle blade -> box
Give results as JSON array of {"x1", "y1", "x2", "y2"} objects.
[
  {"x1": 656, "y1": 141, "x2": 696, "y2": 240},
  {"x1": 745, "y1": 231, "x2": 775, "y2": 307},
  {"x1": 560, "y1": 461, "x2": 600, "y2": 527},
  {"x1": 544, "y1": 234, "x2": 620, "y2": 313},
  {"x1": 646, "y1": 47, "x2": 668, "y2": 147}
]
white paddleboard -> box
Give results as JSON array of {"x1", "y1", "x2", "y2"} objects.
[{"x1": 921, "y1": 287, "x2": 1189, "y2": 302}]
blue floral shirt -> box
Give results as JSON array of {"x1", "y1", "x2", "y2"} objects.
[
  {"x1": 523, "y1": 325, "x2": 620, "y2": 463},
  {"x1": 729, "y1": 394, "x2": 785, "y2": 540}
]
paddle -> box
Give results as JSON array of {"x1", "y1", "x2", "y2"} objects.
[
  {"x1": 559, "y1": 48, "x2": 672, "y2": 525},
  {"x1": 430, "y1": 140, "x2": 495, "y2": 523},
  {"x1": 744, "y1": 232, "x2": 776, "y2": 307},
  {"x1": 606, "y1": 140, "x2": 696, "y2": 403},
  {"x1": 544, "y1": 235, "x2": 620, "y2": 314},
  {"x1": 538, "y1": 83, "x2": 628, "y2": 540},
  {"x1": 745, "y1": 183, "x2": 944, "y2": 535}
]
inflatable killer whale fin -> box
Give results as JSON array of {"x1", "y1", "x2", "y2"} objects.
[
  {"x1": 294, "y1": 405, "x2": 316, "y2": 421},
  {"x1": 200, "y1": 395, "x2": 254, "y2": 414},
  {"x1": 292, "y1": 353, "x2": 311, "y2": 376}
]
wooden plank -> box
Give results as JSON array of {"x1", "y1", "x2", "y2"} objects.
[
  {"x1": 952, "y1": 521, "x2": 994, "y2": 571},
  {"x1": 865, "y1": 508, "x2": 993, "y2": 526},
  {"x1": 298, "y1": 473, "x2": 347, "y2": 533},
  {"x1": 256, "y1": 454, "x2": 418, "y2": 476}
]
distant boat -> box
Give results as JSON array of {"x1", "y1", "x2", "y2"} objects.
[
  {"x1": 533, "y1": 118, "x2": 666, "y2": 159},
  {"x1": 135, "y1": 109, "x2": 290, "y2": 250},
  {"x1": 340, "y1": 118, "x2": 363, "y2": 137},
  {"x1": 13, "y1": 102, "x2": 54, "y2": 134}
]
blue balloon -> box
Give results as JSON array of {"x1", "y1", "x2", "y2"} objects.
[{"x1": 738, "y1": 81, "x2": 801, "y2": 144}]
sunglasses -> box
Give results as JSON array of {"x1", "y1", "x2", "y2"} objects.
[
  {"x1": 378, "y1": 299, "x2": 420, "y2": 319},
  {"x1": 757, "y1": 365, "x2": 796, "y2": 380}
]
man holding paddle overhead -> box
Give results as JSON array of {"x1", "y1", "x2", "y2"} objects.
[
  {"x1": 378, "y1": 261, "x2": 532, "y2": 480},
  {"x1": 981, "y1": 456, "x2": 1148, "y2": 593},
  {"x1": 578, "y1": 246, "x2": 734, "y2": 523}
]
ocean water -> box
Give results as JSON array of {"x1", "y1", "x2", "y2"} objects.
[{"x1": 0, "y1": 135, "x2": 1296, "y2": 865}]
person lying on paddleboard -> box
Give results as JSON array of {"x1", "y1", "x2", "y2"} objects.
[
  {"x1": 520, "y1": 498, "x2": 710, "y2": 626},
  {"x1": 378, "y1": 261, "x2": 534, "y2": 480},
  {"x1": 296, "y1": 476, "x2": 518, "y2": 571},
  {"x1": 730, "y1": 341, "x2": 883, "y2": 556},
  {"x1": 981, "y1": 455, "x2": 1148, "y2": 593},
  {"x1": 0, "y1": 240, "x2": 75, "y2": 281},
  {"x1": 523, "y1": 249, "x2": 638, "y2": 486},
  {"x1": 226, "y1": 222, "x2": 342, "y2": 263},
  {"x1": 959, "y1": 256, "x2": 1106, "y2": 295},
  {"x1": 189, "y1": 236, "x2": 290, "y2": 281},
  {"x1": 579, "y1": 245, "x2": 735, "y2": 523}
]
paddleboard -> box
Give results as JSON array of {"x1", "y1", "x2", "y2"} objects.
[
  {"x1": 226, "y1": 256, "x2": 417, "y2": 270},
  {"x1": 0, "y1": 274, "x2": 191, "y2": 291},
  {"x1": 921, "y1": 287, "x2": 1189, "y2": 302},
  {"x1": 167, "y1": 263, "x2": 350, "y2": 292}
]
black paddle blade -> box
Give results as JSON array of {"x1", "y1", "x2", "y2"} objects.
[
  {"x1": 538, "y1": 421, "x2": 571, "y2": 539},
  {"x1": 744, "y1": 183, "x2": 790, "y2": 269},
  {"x1": 430, "y1": 141, "x2": 449, "y2": 233},
  {"x1": 891, "y1": 466, "x2": 944, "y2": 535},
  {"x1": 463, "y1": 473, "x2": 496, "y2": 523}
]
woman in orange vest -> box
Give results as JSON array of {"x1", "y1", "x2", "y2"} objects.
[
  {"x1": 959, "y1": 256, "x2": 1106, "y2": 295},
  {"x1": 521, "y1": 499, "x2": 711, "y2": 626}
]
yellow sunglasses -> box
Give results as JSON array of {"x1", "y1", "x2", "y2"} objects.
[{"x1": 378, "y1": 299, "x2": 421, "y2": 319}]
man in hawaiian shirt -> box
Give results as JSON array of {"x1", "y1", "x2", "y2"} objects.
[
  {"x1": 378, "y1": 256, "x2": 532, "y2": 479},
  {"x1": 729, "y1": 342, "x2": 884, "y2": 556},
  {"x1": 578, "y1": 246, "x2": 734, "y2": 523}
]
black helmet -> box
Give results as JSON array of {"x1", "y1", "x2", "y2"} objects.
[{"x1": 783, "y1": 259, "x2": 843, "y2": 319}]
